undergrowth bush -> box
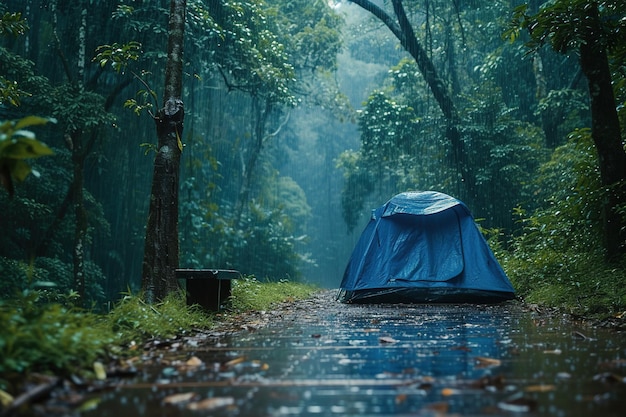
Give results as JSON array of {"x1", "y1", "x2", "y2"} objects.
[
  {"x1": 0, "y1": 291, "x2": 112, "y2": 387},
  {"x1": 0, "y1": 278, "x2": 317, "y2": 391},
  {"x1": 0, "y1": 290, "x2": 212, "y2": 391},
  {"x1": 501, "y1": 129, "x2": 626, "y2": 316}
]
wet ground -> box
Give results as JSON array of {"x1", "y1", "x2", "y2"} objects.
[{"x1": 82, "y1": 291, "x2": 625, "y2": 417}]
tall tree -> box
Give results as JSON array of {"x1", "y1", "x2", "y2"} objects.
[
  {"x1": 142, "y1": 0, "x2": 186, "y2": 303},
  {"x1": 348, "y1": 0, "x2": 475, "y2": 199},
  {"x1": 509, "y1": 0, "x2": 626, "y2": 259}
]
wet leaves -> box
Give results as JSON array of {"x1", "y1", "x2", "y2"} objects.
[
  {"x1": 93, "y1": 361, "x2": 107, "y2": 380},
  {"x1": 497, "y1": 393, "x2": 538, "y2": 413},
  {"x1": 378, "y1": 336, "x2": 399, "y2": 344},
  {"x1": 524, "y1": 384, "x2": 556, "y2": 392},
  {"x1": 163, "y1": 392, "x2": 198, "y2": 405},
  {"x1": 186, "y1": 396, "x2": 235, "y2": 411},
  {"x1": 474, "y1": 356, "x2": 501, "y2": 368},
  {"x1": 162, "y1": 392, "x2": 234, "y2": 412}
]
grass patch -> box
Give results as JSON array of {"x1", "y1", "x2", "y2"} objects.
[
  {"x1": 0, "y1": 278, "x2": 317, "y2": 392},
  {"x1": 229, "y1": 276, "x2": 318, "y2": 312},
  {"x1": 108, "y1": 290, "x2": 213, "y2": 346}
]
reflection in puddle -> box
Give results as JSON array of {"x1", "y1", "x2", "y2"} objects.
[{"x1": 83, "y1": 294, "x2": 626, "y2": 416}]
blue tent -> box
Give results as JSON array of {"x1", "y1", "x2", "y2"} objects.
[{"x1": 339, "y1": 191, "x2": 515, "y2": 303}]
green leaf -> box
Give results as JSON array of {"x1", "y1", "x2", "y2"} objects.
[
  {"x1": 1, "y1": 137, "x2": 54, "y2": 159},
  {"x1": 13, "y1": 115, "x2": 52, "y2": 130}
]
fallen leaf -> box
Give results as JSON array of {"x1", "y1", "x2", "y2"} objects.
[
  {"x1": 163, "y1": 392, "x2": 198, "y2": 405},
  {"x1": 78, "y1": 397, "x2": 101, "y2": 412},
  {"x1": 185, "y1": 356, "x2": 203, "y2": 367},
  {"x1": 525, "y1": 384, "x2": 556, "y2": 392},
  {"x1": 498, "y1": 393, "x2": 537, "y2": 412},
  {"x1": 93, "y1": 361, "x2": 106, "y2": 380},
  {"x1": 0, "y1": 389, "x2": 14, "y2": 407},
  {"x1": 441, "y1": 388, "x2": 461, "y2": 396},
  {"x1": 186, "y1": 396, "x2": 235, "y2": 411},
  {"x1": 224, "y1": 356, "x2": 246, "y2": 367},
  {"x1": 475, "y1": 356, "x2": 501, "y2": 368}
]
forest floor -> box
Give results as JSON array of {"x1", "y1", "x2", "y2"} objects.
[{"x1": 6, "y1": 290, "x2": 626, "y2": 417}]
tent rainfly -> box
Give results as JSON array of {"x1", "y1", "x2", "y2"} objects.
[{"x1": 338, "y1": 191, "x2": 515, "y2": 304}]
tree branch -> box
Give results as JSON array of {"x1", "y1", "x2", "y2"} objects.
[{"x1": 348, "y1": 0, "x2": 403, "y2": 40}]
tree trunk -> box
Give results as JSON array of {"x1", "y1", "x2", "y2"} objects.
[
  {"x1": 349, "y1": 0, "x2": 474, "y2": 199},
  {"x1": 579, "y1": 4, "x2": 626, "y2": 260},
  {"x1": 233, "y1": 99, "x2": 270, "y2": 226},
  {"x1": 142, "y1": 0, "x2": 186, "y2": 303}
]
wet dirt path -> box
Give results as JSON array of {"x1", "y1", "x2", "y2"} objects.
[{"x1": 85, "y1": 291, "x2": 626, "y2": 417}]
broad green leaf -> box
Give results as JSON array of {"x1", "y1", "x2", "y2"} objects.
[
  {"x1": 1, "y1": 137, "x2": 54, "y2": 159},
  {"x1": 14, "y1": 115, "x2": 52, "y2": 130}
]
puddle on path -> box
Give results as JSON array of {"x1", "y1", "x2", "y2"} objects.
[{"x1": 83, "y1": 291, "x2": 626, "y2": 417}]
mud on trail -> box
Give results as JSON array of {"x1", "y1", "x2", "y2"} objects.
[{"x1": 26, "y1": 291, "x2": 626, "y2": 416}]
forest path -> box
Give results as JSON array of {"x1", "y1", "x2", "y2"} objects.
[{"x1": 81, "y1": 290, "x2": 626, "y2": 417}]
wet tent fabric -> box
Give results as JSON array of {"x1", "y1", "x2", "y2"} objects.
[{"x1": 339, "y1": 191, "x2": 515, "y2": 303}]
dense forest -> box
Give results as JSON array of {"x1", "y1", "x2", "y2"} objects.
[{"x1": 0, "y1": 0, "x2": 625, "y2": 313}]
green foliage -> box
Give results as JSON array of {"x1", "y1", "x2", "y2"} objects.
[
  {"x1": 0, "y1": 278, "x2": 317, "y2": 390},
  {"x1": 0, "y1": 290, "x2": 214, "y2": 390},
  {"x1": 0, "y1": 77, "x2": 21, "y2": 107},
  {"x1": 505, "y1": 0, "x2": 626, "y2": 54},
  {"x1": 0, "y1": 256, "x2": 107, "y2": 308},
  {"x1": 0, "y1": 11, "x2": 28, "y2": 37},
  {"x1": 0, "y1": 291, "x2": 113, "y2": 383},
  {"x1": 502, "y1": 129, "x2": 626, "y2": 315},
  {"x1": 48, "y1": 85, "x2": 115, "y2": 132},
  {"x1": 0, "y1": 116, "x2": 54, "y2": 195},
  {"x1": 229, "y1": 275, "x2": 317, "y2": 312},
  {"x1": 340, "y1": 57, "x2": 546, "y2": 232},
  {"x1": 93, "y1": 41, "x2": 142, "y2": 74},
  {"x1": 0, "y1": 46, "x2": 51, "y2": 109},
  {"x1": 107, "y1": 291, "x2": 212, "y2": 346}
]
